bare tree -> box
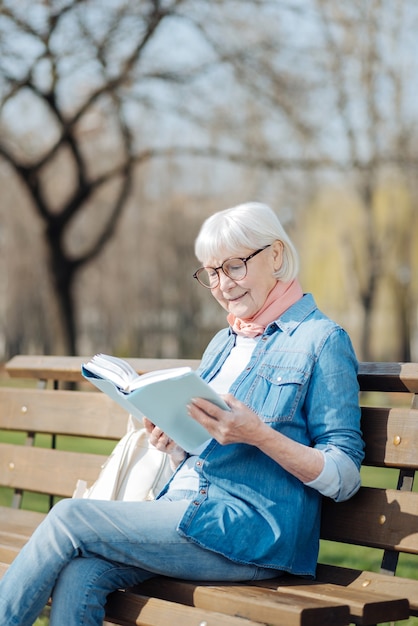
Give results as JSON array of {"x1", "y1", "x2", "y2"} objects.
[
  {"x1": 0, "y1": 1, "x2": 178, "y2": 353},
  {"x1": 0, "y1": 0, "x2": 313, "y2": 355}
]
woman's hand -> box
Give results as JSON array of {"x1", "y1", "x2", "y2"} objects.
[
  {"x1": 187, "y1": 394, "x2": 267, "y2": 446},
  {"x1": 143, "y1": 417, "x2": 187, "y2": 469}
]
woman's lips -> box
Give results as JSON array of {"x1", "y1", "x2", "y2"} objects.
[{"x1": 226, "y1": 292, "x2": 248, "y2": 302}]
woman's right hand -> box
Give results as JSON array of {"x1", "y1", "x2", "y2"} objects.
[{"x1": 143, "y1": 417, "x2": 187, "y2": 469}]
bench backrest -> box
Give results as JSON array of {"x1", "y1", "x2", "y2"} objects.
[
  {"x1": 1, "y1": 357, "x2": 418, "y2": 576},
  {"x1": 321, "y1": 362, "x2": 418, "y2": 575}
]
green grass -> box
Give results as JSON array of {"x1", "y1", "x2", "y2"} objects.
[{"x1": 34, "y1": 609, "x2": 50, "y2": 626}]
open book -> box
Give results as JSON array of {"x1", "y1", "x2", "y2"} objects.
[{"x1": 82, "y1": 354, "x2": 229, "y2": 451}]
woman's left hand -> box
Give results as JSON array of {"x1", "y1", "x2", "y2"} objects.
[
  {"x1": 187, "y1": 394, "x2": 267, "y2": 446},
  {"x1": 143, "y1": 417, "x2": 187, "y2": 469}
]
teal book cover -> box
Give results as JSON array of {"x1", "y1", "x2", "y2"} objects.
[{"x1": 82, "y1": 362, "x2": 229, "y2": 452}]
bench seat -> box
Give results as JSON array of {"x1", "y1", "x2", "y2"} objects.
[
  {"x1": 135, "y1": 576, "x2": 409, "y2": 626},
  {"x1": 316, "y1": 563, "x2": 418, "y2": 616}
]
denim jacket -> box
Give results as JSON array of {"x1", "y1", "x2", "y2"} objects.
[{"x1": 164, "y1": 294, "x2": 364, "y2": 576}]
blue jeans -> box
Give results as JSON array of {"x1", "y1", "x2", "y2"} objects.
[{"x1": 0, "y1": 492, "x2": 278, "y2": 626}]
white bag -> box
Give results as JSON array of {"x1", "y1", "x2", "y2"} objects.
[{"x1": 73, "y1": 415, "x2": 173, "y2": 501}]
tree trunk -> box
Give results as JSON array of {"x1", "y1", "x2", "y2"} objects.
[{"x1": 46, "y1": 226, "x2": 78, "y2": 356}]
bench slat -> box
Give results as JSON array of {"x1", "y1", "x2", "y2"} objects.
[
  {"x1": 0, "y1": 444, "x2": 106, "y2": 497},
  {"x1": 5, "y1": 355, "x2": 201, "y2": 383},
  {"x1": 358, "y1": 362, "x2": 418, "y2": 393},
  {"x1": 316, "y1": 563, "x2": 418, "y2": 616},
  {"x1": 106, "y1": 589, "x2": 277, "y2": 626},
  {"x1": 0, "y1": 507, "x2": 46, "y2": 563},
  {"x1": 7, "y1": 356, "x2": 418, "y2": 391},
  {"x1": 0, "y1": 546, "x2": 25, "y2": 565},
  {"x1": 0, "y1": 506, "x2": 46, "y2": 537},
  {"x1": 0, "y1": 536, "x2": 29, "y2": 563},
  {"x1": 6, "y1": 357, "x2": 418, "y2": 392},
  {"x1": 0, "y1": 387, "x2": 127, "y2": 439},
  {"x1": 361, "y1": 406, "x2": 418, "y2": 468},
  {"x1": 321, "y1": 486, "x2": 418, "y2": 553},
  {"x1": 254, "y1": 577, "x2": 410, "y2": 625},
  {"x1": 135, "y1": 578, "x2": 351, "y2": 626},
  {"x1": 3, "y1": 392, "x2": 418, "y2": 468}
]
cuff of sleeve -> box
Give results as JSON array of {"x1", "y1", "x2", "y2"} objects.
[
  {"x1": 304, "y1": 452, "x2": 340, "y2": 499},
  {"x1": 305, "y1": 446, "x2": 361, "y2": 501}
]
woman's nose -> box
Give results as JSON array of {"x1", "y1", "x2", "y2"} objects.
[{"x1": 218, "y1": 269, "x2": 236, "y2": 288}]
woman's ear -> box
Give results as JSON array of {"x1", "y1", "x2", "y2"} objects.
[{"x1": 271, "y1": 240, "x2": 284, "y2": 272}]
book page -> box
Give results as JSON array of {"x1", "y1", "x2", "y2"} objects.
[
  {"x1": 83, "y1": 356, "x2": 194, "y2": 394},
  {"x1": 83, "y1": 354, "x2": 140, "y2": 392},
  {"x1": 129, "y1": 367, "x2": 193, "y2": 390}
]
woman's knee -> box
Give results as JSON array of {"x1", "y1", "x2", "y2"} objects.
[
  {"x1": 37, "y1": 498, "x2": 90, "y2": 550},
  {"x1": 48, "y1": 498, "x2": 92, "y2": 527},
  {"x1": 47, "y1": 497, "x2": 79, "y2": 519}
]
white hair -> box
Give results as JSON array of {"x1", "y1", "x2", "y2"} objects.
[{"x1": 194, "y1": 202, "x2": 299, "y2": 282}]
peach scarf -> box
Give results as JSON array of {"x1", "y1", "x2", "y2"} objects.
[{"x1": 227, "y1": 279, "x2": 303, "y2": 338}]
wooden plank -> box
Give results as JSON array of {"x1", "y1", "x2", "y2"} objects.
[
  {"x1": 5, "y1": 355, "x2": 201, "y2": 383},
  {"x1": 0, "y1": 444, "x2": 107, "y2": 497},
  {"x1": 316, "y1": 564, "x2": 418, "y2": 616},
  {"x1": 136, "y1": 578, "x2": 350, "y2": 626},
  {"x1": 358, "y1": 362, "x2": 418, "y2": 393},
  {"x1": 5, "y1": 356, "x2": 418, "y2": 391},
  {"x1": 0, "y1": 387, "x2": 127, "y2": 439},
  {"x1": 0, "y1": 506, "x2": 46, "y2": 537},
  {"x1": 0, "y1": 507, "x2": 45, "y2": 564},
  {"x1": 106, "y1": 590, "x2": 268, "y2": 626},
  {"x1": 255, "y1": 576, "x2": 410, "y2": 625},
  {"x1": 361, "y1": 406, "x2": 418, "y2": 468},
  {"x1": 321, "y1": 486, "x2": 418, "y2": 553},
  {"x1": 0, "y1": 546, "x2": 22, "y2": 565},
  {"x1": 5, "y1": 355, "x2": 89, "y2": 382},
  {"x1": 0, "y1": 536, "x2": 29, "y2": 563},
  {"x1": 0, "y1": 562, "x2": 8, "y2": 579}
]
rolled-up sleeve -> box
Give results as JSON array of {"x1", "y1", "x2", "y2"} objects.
[
  {"x1": 304, "y1": 327, "x2": 364, "y2": 502},
  {"x1": 304, "y1": 445, "x2": 361, "y2": 501}
]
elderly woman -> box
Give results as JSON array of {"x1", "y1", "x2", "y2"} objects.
[{"x1": 0, "y1": 202, "x2": 364, "y2": 626}]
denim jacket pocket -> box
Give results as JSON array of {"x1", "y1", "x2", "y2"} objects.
[{"x1": 254, "y1": 365, "x2": 308, "y2": 422}]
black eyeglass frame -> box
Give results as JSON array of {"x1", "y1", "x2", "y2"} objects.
[{"x1": 193, "y1": 245, "x2": 271, "y2": 289}]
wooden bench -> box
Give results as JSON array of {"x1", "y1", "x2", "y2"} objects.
[{"x1": 1, "y1": 355, "x2": 417, "y2": 626}]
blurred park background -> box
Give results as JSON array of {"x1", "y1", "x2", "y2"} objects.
[{"x1": 0, "y1": 0, "x2": 417, "y2": 364}]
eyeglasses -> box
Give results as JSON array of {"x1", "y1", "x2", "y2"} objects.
[{"x1": 193, "y1": 246, "x2": 270, "y2": 289}]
